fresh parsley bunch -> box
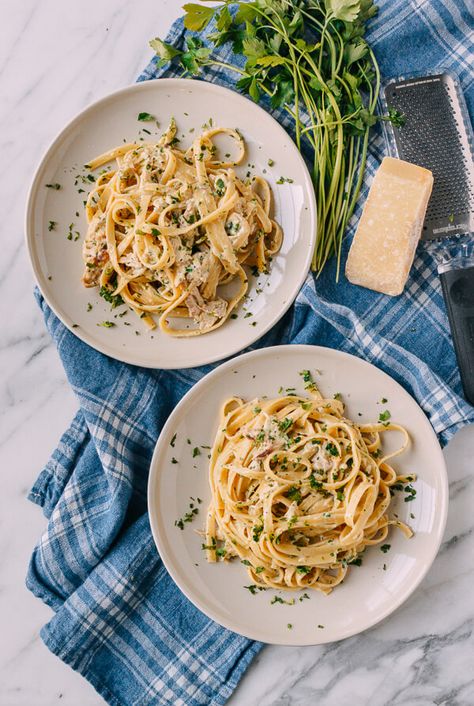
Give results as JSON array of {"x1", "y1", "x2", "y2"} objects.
[{"x1": 151, "y1": 0, "x2": 389, "y2": 276}]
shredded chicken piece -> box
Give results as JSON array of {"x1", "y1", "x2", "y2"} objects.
[
  {"x1": 225, "y1": 212, "x2": 251, "y2": 250},
  {"x1": 119, "y1": 251, "x2": 146, "y2": 278},
  {"x1": 246, "y1": 415, "x2": 288, "y2": 458},
  {"x1": 185, "y1": 287, "x2": 227, "y2": 330},
  {"x1": 82, "y1": 217, "x2": 108, "y2": 286},
  {"x1": 173, "y1": 239, "x2": 211, "y2": 289},
  {"x1": 309, "y1": 446, "x2": 335, "y2": 473}
]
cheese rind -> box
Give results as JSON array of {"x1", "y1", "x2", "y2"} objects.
[{"x1": 345, "y1": 157, "x2": 434, "y2": 296}]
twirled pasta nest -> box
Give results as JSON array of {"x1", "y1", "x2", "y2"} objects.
[
  {"x1": 205, "y1": 379, "x2": 415, "y2": 594},
  {"x1": 81, "y1": 120, "x2": 283, "y2": 335}
]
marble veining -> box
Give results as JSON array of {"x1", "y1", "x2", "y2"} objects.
[{"x1": 1, "y1": 1, "x2": 473, "y2": 704}]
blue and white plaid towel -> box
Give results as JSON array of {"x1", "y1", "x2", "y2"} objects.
[{"x1": 27, "y1": 2, "x2": 474, "y2": 705}]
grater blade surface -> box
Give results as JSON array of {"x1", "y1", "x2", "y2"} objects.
[{"x1": 384, "y1": 73, "x2": 474, "y2": 241}]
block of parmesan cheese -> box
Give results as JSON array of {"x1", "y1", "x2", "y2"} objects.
[{"x1": 345, "y1": 157, "x2": 433, "y2": 296}]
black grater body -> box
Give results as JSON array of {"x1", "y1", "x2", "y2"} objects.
[
  {"x1": 381, "y1": 72, "x2": 474, "y2": 407},
  {"x1": 439, "y1": 254, "x2": 474, "y2": 405},
  {"x1": 383, "y1": 73, "x2": 474, "y2": 240}
]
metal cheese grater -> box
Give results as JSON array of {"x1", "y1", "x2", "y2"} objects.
[{"x1": 381, "y1": 72, "x2": 474, "y2": 405}]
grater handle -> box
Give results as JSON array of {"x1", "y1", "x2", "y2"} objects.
[{"x1": 439, "y1": 265, "x2": 474, "y2": 406}]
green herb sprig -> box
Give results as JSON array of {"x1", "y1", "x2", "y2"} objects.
[{"x1": 150, "y1": 0, "x2": 399, "y2": 277}]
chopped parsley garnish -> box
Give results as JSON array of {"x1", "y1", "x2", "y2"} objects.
[
  {"x1": 271, "y1": 595, "x2": 295, "y2": 606},
  {"x1": 244, "y1": 584, "x2": 258, "y2": 595},
  {"x1": 97, "y1": 321, "x2": 115, "y2": 328},
  {"x1": 379, "y1": 410, "x2": 391, "y2": 425},
  {"x1": 215, "y1": 548, "x2": 227, "y2": 558},
  {"x1": 326, "y1": 442, "x2": 339, "y2": 456},
  {"x1": 99, "y1": 286, "x2": 124, "y2": 309},
  {"x1": 67, "y1": 222, "x2": 80, "y2": 241},
  {"x1": 287, "y1": 623, "x2": 293, "y2": 629},
  {"x1": 285, "y1": 486, "x2": 302, "y2": 503},
  {"x1": 267, "y1": 158, "x2": 274, "y2": 167},
  {"x1": 215, "y1": 177, "x2": 225, "y2": 196},
  {"x1": 296, "y1": 566, "x2": 311, "y2": 574},
  {"x1": 252, "y1": 523, "x2": 263, "y2": 542},
  {"x1": 381, "y1": 397, "x2": 388, "y2": 404},
  {"x1": 278, "y1": 417, "x2": 293, "y2": 433},
  {"x1": 86, "y1": 303, "x2": 93, "y2": 312},
  {"x1": 255, "y1": 566, "x2": 264, "y2": 574},
  {"x1": 170, "y1": 433, "x2": 177, "y2": 447},
  {"x1": 137, "y1": 112, "x2": 155, "y2": 122},
  {"x1": 201, "y1": 538, "x2": 217, "y2": 551},
  {"x1": 336, "y1": 490, "x2": 344, "y2": 501},
  {"x1": 175, "y1": 498, "x2": 199, "y2": 529},
  {"x1": 404, "y1": 484, "x2": 417, "y2": 502},
  {"x1": 309, "y1": 474, "x2": 323, "y2": 490},
  {"x1": 380, "y1": 544, "x2": 391, "y2": 553},
  {"x1": 192, "y1": 447, "x2": 201, "y2": 458},
  {"x1": 241, "y1": 559, "x2": 251, "y2": 566},
  {"x1": 171, "y1": 457, "x2": 178, "y2": 464},
  {"x1": 45, "y1": 183, "x2": 61, "y2": 190},
  {"x1": 48, "y1": 220, "x2": 57, "y2": 231},
  {"x1": 299, "y1": 369, "x2": 316, "y2": 391},
  {"x1": 253, "y1": 406, "x2": 262, "y2": 414},
  {"x1": 348, "y1": 555, "x2": 363, "y2": 566}
]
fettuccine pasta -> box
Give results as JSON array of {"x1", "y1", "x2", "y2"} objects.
[
  {"x1": 205, "y1": 375, "x2": 415, "y2": 594},
  {"x1": 81, "y1": 120, "x2": 282, "y2": 335}
]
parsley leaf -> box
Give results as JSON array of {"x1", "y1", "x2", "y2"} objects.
[
  {"x1": 183, "y1": 3, "x2": 215, "y2": 31},
  {"x1": 326, "y1": 0, "x2": 361, "y2": 23},
  {"x1": 149, "y1": 37, "x2": 182, "y2": 66}
]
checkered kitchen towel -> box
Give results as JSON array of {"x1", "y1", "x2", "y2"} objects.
[{"x1": 27, "y1": 2, "x2": 474, "y2": 705}]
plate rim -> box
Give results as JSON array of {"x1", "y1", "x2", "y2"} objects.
[
  {"x1": 147, "y1": 343, "x2": 449, "y2": 645},
  {"x1": 25, "y1": 77, "x2": 317, "y2": 369}
]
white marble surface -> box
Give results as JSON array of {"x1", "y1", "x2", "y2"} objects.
[{"x1": 1, "y1": 1, "x2": 473, "y2": 704}]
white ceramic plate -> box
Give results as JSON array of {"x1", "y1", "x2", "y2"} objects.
[
  {"x1": 25, "y1": 79, "x2": 316, "y2": 369},
  {"x1": 148, "y1": 345, "x2": 448, "y2": 645}
]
